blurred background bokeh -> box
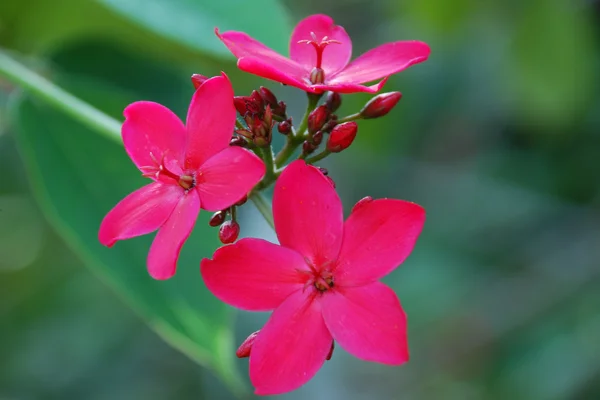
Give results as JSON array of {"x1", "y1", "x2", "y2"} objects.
[{"x1": 1, "y1": 0, "x2": 599, "y2": 399}]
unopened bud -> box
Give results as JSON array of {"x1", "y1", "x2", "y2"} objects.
[
  {"x1": 191, "y1": 74, "x2": 209, "y2": 89},
  {"x1": 308, "y1": 105, "x2": 330, "y2": 134},
  {"x1": 312, "y1": 131, "x2": 323, "y2": 145},
  {"x1": 259, "y1": 86, "x2": 278, "y2": 107},
  {"x1": 327, "y1": 121, "x2": 357, "y2": 153},
  {"x1": 326, "y1": 342, "x2": 335, "y2": 361},
  {"x1": 351, "y1": 196, "x2": 373, "y2": 213},
  {"x1": 277, "y1": 120, "x2": 291, "y2": 135},
  {"x1": 360, "y1": 92, "x2": 402, "y2": 119},
  {"x1": 230, "y1": 136, "x2": 248, "y2": 147},
  {"x1": 325, "y1": 92, "x2": 342, "y2": 112},
  {"x1": 250, "y1": 90, "x2": 264, "y2": 110},
  {"x1": 273, "y1": 100, "x2": 287, "y2": 117},
  {"x1": 303, "y1": 140, "x2": 316, "y2": 155},
  {"x1": 236, "y1": 194, "x2": 248, "y2": 206},
  {"x1": 236, "y1": 330, "x2": 260, "y2": 358},
  {"x1": 209, "y1": 211, "x2": 226, "y2": 227},
  {"x1": 219, "y1": 220, "x2": 240, "y2": 244}
]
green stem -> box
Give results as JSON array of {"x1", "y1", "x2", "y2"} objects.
[
  {"x1": 0, "y1": 50, "x2": 122, "y2": 143},
  {"x1": 305, "y1": 149, "x2": 331, "y2": 164},
  {"x1": 337, "y1": 112, "x2": 362, "y2": 123},
  {"x1": 250, "y1": 192, "x2": 274, "y2": 230},
  {"x1": 258, "y1": 145, "x2": 276, "y2": 189},
  {"x1": 274, "y1": 92, "x2": 322, "y2": 168}
]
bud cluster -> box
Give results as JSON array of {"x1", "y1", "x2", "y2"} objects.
[{"x1": 233, "y1": 87, "x2": 288, "y2": 148}]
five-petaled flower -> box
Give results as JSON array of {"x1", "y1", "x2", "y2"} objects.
[
  {"x1": 216, "y1": 14, "x2": 430, "y2": 94},
  {"x1": 201, "y1": 160, "x2": 425, "y2": 395},
  {"x1": 99, "y1": 74, "x2": 265, "y2": 280}
]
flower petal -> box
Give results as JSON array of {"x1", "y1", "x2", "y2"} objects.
[
  {"x1": 312, "y1": 77, "x2": 389, "y2": 94},
  {"x1": 321, "y1": 281, "x2": 409, "y2": 365},
  {"x1": 290, "y1": 14, "x2": 352, "y2": 76},
  {"x1": 329, "y1": 41, "x2": 430, "y2": 85},
  {"x1": 183, "y1": 74, "x2": 236, "y2": 170},
  {"x1": 196, "y1": 147, "x2": 265, "y2": 211},
  {"x1": 273, "y1": 160, "x2": 343, "y2": 266},
  {"x1": 250, "y1": 290, "x2": 332, "y2": 395},
  {"x1": 99, "y1": 183, "x2": 182, "y2": 247},
  {"x1": 122, "y1": 102, "x2": 186, "y2": 172},
  {"x1": 216, "y1": 29, "x2": 307, "y2": 78},
  {"x1": 147, "y1": 190, "x2": 200, "y2": 280},
  {"x1": 237, "y1": 57, "x2": 313, "y2": 92},
  {"x1": 335, "y1": 199, "x2": 425, "y2": 286},
  {"x1": 201, "y1": 238, "x2": 310, "y2": 311}
]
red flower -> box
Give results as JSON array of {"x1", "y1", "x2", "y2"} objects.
[
  {"x1": 201, "y1": 160, "x2": 425, "y2": 394},
  {"x1": 99, "y1": 74, "x2": 265, "y2": 280},
  {"x1": 216, "y1": 14, "x2": 430, "y2": 94}
]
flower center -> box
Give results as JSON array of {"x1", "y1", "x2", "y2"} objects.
[
  {"x1": 297, "y1": 32, "x2": 341, "y2": 84},
  {"x1": 140, "y1": 151, "x2": 196, "y2": 190},
  {"x1": 302, "y1": 258, "x2": 335, "y2": 293}
]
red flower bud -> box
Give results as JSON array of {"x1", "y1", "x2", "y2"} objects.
[
  {"x1": 236, "y1": 194, "x2": 248, "y2": 206},
  {"x1": 209, "y1": 211, "x2": 226, "y2": 227},
  {"x1": 219, "y1": 220, "x2": 240, "y2": 244},
  {"x1": 327, "y1": 121, "x2": 358, "y2": 153},
  {"x1": 236, "y1": 330, "x2": 260, "y2": 358},
  {"x1": 230, "y1": 136, "x2": 248, "y2": 147},
  {"x1": 277, "y1": 120, "x2": 291, "y2": 135},
  {"x1": 273, "y1": 100, "x2": 287, "y2": 117},
  {"x1": 325, "y1": 92, "x2": 342, "y2": 112},
  {"x1": 250, "y1": 90, "x2": 264, "y2": 110},
  {"x1": 234, "y1": 96, "x2": 249, "y2": 115},
  {"x1": 312, "y1": 130, "x2": 323, "y2": 145},
  {"x1": 259, "y1": 86, "x2": 278, "y2": 107},
  {"x1": 326, "y1": 341, "x2": 335, "y2": 361},
  {"x1": 308, "y1": 105, "x2": 330, "y2": 134},
  {"x1": 351, "y1": 196, "x2": 373, "y2": 213},
  {"x1": 191, "y1": 74, "x2": 208, "y2": 89},
  {"x1": 303, "y1": 140, "x2": 316, "y2": 155},
  {"x1": 360, "y1": 92, "x2": 402, "y2": 119}
]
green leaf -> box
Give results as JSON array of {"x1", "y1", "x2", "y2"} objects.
[{"x1": 97, "y1": 0, "x2": 292, "y2": 58}]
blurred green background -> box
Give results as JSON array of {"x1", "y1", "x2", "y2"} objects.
[{"x1": 1, "y1": 0, "x2": 600, "y2": 399}]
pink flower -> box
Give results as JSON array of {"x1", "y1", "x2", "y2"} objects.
[
  {"x1": 99, "y1": 74, "x2": 265, "y2": 280},
  {"x1": 216, "y1": 14, "x2": 430, "y2": 94},
  {"x1": 201, "y1": 160, "x2": 425, "y2": 394}
]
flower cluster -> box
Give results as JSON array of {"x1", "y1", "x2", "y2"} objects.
[{"x1": 99, "y1": 14, "x2": 429, "y2": 395}]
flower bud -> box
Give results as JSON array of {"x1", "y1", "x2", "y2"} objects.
[
  {"x1": 230, "y1": 136, "x2": 248, "y2": 147},
  {"x1": 326, "y1": 342, "x2": 335, "y2": 361},
  {"x1": 219, "y1": 220, "x2": 240, "y2": 244},
  {"x1": 250, "y1": 90, "x2": 264, "y2": 110},
  {"x1": 308, "y1": 105, "x2": 330, "y2": 134},
  {"x1": 191, "y1": 74, "x2": 209, "y2": 89},
  {"x1": 236, "y1": 330, "x2": 260, "y2": 358},
  {"x1": 277, "y1": 120, "x2": 291, "y2": 135},
  {"x1": 351, "y1": 196, "x2": 373, "y2": 213},
  {"x1": 312, "y1": 130, "x2": 323, "y2": 145},
  {"x1": 209, "y1": 211, "x2": 226, "y2": 227},
  {"x1": 303, "y1": 140, "x2": 316, "y2": 155},
  {"x1": 236, "y1": 194, "x2": 248, "y2": 206},
  {"x1": 327, "y1": 121, "x2": 358, "y2": 153},
  {"x1": 317, "y1": 166, "x2": 328, "y2": 176},
  {"x1": 325, "y1": 92, "x2": 342, "y2": 112},
  {"x1": 259, "y1": 86, "x2": 278, "y2": 107},
  {"x1": 233, "y1": 96, "x2": 249, "y2": 115},
  {"x1": 360, "y1": 92, "x2": 402, "y2": 119},
  {"x1": 273, "y1": 100, "x2": 287, "y2": 117}
]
